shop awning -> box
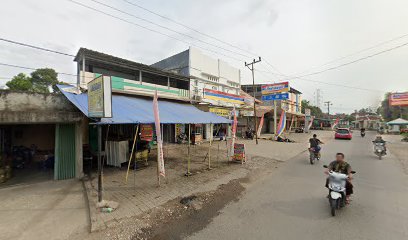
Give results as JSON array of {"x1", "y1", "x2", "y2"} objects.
[{"x1": 59, "y1": 85, "x2": 231, "y2": 124}]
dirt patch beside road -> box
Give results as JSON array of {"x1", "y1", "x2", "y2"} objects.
[{"x1": 383, "y1": 135, "x2": 408, "y2": 174}]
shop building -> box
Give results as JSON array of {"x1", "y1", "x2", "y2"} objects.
[
  {"x1": 241, "y1": 84, "x2": 303, "y2": 133},
  {"x1": 152, "y1": 47, "x2": 245, "y2": 139},
  {"x1": 75, "y1": 48, "x2": 193, "y2": 144},
  {"x1": 0, "y1": 90, "x2": 85, "y2": 185}
]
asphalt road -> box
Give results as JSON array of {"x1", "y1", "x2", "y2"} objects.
[{"x1": 186, "y1": 131, "x2": 408, "y2": 240}]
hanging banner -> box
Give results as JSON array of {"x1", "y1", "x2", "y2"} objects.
[
  {"x1": 140, "y1": 124, "x2": 153, "y2": 141},
  {"x1": 276, "y1": 110, "x2": 287, "y2": 137},
  {"x1": 261, "y1": 93, "x2": 289, "y2": 101},
  {"x1": 257, "y1": 114, "x2": 265, "y2": 137},
  {"x1": 153, "y1": 91, "x2": 165, "y2": 177}
]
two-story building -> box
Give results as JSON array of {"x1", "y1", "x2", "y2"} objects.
[
  {"x1": 241, "y1": 83, "x2": 303, "y2": 134},
  {"x1": 152, "y1": 47, "x2": 248, "y2": 139}
]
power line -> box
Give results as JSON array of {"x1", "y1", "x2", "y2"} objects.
[
  {"x1": 0, "y1": 38, "x2": 75, "y2": 57},
  {"x1": 0, "y1": 62, "x2": 79, "y2": 78},
  {"x1": 255, "y1": 69, "x2": 383, "y2": 93},
  {"x1": 90, "y1": 0, "x2": 251, "y2": 59},
  {"x1": 121, "y1": 0, "x2": 285, "y2": 73},
  {"x1": 121, "y1": 0, "x2": 258, "y2": 58},
  {"x1": 290, "y1": 40, "x2": 408, "y2": 79},
  {"x1": 67, "y1": 0, "x2": 243, "y2": 62},
  {"x1": 291, "y1": 33, "x2": 408, "y2": 76}
]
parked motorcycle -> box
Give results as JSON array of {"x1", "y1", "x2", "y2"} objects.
[
  {"x1": 308, "y1": 147, "x2": 320, "y2": 165},
  {"x1": 373, "y1": 142, "x2": 386, "y2": 159},
  {"x1": 245, "y1": 129, "x2": 255, "y2": 140},
  {"x1": 323, "y1": 165, "x2": 356, "y2": 216},
  {"x1": 177, "y1": 133, "x2": 188, "y2": 144}
]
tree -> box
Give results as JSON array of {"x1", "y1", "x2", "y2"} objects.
[
  {"x1": 5, "y1": 68, "x2": 61, "y2": 93},
  {"x1": 301, "y1": 100, "x2": 324, "y2": 118},
  {"x1": 378, "y1": 92, "x2": 408, "y2": 121},
  {"x1": 6, "y1": 73, "x2": 32, "y2": 91},
  {"x1": 31, "y1": 68, "x2": 59, "y2": 93}
]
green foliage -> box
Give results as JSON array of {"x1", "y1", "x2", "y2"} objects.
[
  {"x1": 378, "y1": 92, "x2": 408, "y2": 122},
  {"x1": 301, "y1": 100, "x2": 324, "y2": 118},
  {"x1": 5, "y1": 68, "x2": 61, "y2": 93},
  {"x1": 5, "y1": 73, "x2": 32, "y2": 91}
]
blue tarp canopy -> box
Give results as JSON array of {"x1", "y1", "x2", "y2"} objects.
[{"x1": 59, "y1": 85, "x2": 231, "y2": 124}]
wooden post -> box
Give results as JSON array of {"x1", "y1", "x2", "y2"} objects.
[
  {"x1": 125, "y1": 124, "x2": 139, "y2": 184},
  {"x1": 208, "y1": 123, "x2": 213, "y2": 169},
  {"x1": 186, "y1": 124, "x2": 191, "y2": 176}
]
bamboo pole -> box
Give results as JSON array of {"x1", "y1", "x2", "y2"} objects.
[
  {"x1": 186, "y1": 124, "x2": 191, "y2": 176},
  {"x1": 125, "y1": 124, "x2": 139, "y2": 184},
  {"x1": 208, "y1": 123, "x2": 213, "y2": 169}
]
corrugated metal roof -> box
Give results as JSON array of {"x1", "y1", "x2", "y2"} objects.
[{"x1": 58, "y1": 85, "x2": 231, "y2": 124}]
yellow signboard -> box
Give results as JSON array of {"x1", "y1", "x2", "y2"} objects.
[
  {"x1": 209, "y1": 107, "x2": 231, "y2": 117},
  {"x1": 88, "y1": 75, "x2": 112, "y2": 118}
]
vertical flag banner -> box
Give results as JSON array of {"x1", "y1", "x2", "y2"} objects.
[
  {"x1": 332, "y1": 118, "x2": 340, "y2": 130},
  {"x1": 288, "y1": 115, "x2": 295, "y2": 132},
  {"x1": 231, "y1": 108, "x2": 238, "y2": 157},
  {"x1": 276, "y1": 110, "x2": 287, "y2": 137},
  {"x1": 153, "y1": 91, "x2": 165, "y2": 177},
  {"x1": 308, "y1": 116, "x2": 314, "y2": 130},
  {"x1": 257, "y1": 113, "x2": 265, "y2": 137}
]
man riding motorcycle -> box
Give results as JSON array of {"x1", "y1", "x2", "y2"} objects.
[
  {"x1": 309, "y1": 134, "x2": 324, "y2": 158},
  {"x1": 325, "y1": 153, "x2": 354, "y2": 203},
  {"x1": 372, "y1": 135, "x2": 387, "y2": 154}
]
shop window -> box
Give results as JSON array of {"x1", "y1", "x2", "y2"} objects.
[{"x1": 169, "y1": 78, "x2": 189, "y2": 90}]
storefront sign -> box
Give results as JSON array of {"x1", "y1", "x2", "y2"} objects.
[
  {"x1": 389, "y1": 92, "x2": 408, "y2": 106},
  {"x1": 88, "y1": 75, "x2": 112, "y2": 118},
  {"x1": 140, "y1": 124, "x2": 153, "y2": 141},
  {"x1": 261, "y1": 82, "x2": 289, "y2": 95},
  {"x1": 240, "y1": 110, "x2": 254, "y2": 117},
  {"x1": 261, "y1": 92, "x2": 289, "y2": 101},
  {"x1": 233, "y1": 143, "x2": 246, "y2": 162},
  {"x1": 204, "y1": 88, "x2": 245, "y2": 105},
  {"x1": 209, "y1": 107, "x2": 239, "y2": 117}
]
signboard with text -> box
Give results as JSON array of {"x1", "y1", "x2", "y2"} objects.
[
  {"x1": 389, "y1": 92, "x2": 408, "y2": 106},
  {"x1": 261, "y1": 82, "x2": 289, "y2": 95},
  {"x1": 261, "y1": 92, "x2": 289, "y2": 101},
  {"x1": 140, "y1": 124, "x2": 153, "y2": 141},
  {"x1": 88, "y1": 75, "x2": 112, "y2": 118},
  {"x1": 233, "y1": 143, "x2": 246, "y2": 163}
]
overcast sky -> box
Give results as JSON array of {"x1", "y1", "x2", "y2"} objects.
[{"x1": 1, "y1": 0, "x2": 408, "y2": 113}]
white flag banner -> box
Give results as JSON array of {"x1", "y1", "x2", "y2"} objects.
[{"x1": 153, "y1": 91, "x2": 165, "y2": 177}]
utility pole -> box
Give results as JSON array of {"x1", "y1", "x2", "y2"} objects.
[
  {"x1": 245, "y1": 57, "x2": 261, "y2": 145},
  {"x1": 324, "y1": 101, "x2": 333, "y2": 118}
]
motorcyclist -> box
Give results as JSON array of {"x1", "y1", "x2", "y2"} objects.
[
  {"x1": 309, "y1": 134, "x2": 324, "y2": 156},
  {"x1": 360, "y1": 127, "x2": 366, "y2": 133},
  {"x1": 372, "y1": 135, "x2": 387, "y2": 153},
  {"x1": 325, "y1": 153, "x2": 354, "y2": 203}
]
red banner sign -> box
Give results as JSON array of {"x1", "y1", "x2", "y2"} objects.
[{"x1": 389, "y1": 92, "x2": 408, "y2": 106}]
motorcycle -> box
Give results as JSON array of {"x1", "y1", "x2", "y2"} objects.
[
  {"x1": 360, "y1": 131, "x2": 365, "y2": 137},
  {"x1": 323, "y1": 165, "x2": 356, "y2": 216},
  {"x1": 373, "y1": 142, "x2": 386, "y2": 159},
  {"x1": 177, "y1": 133, "x2": 188, "y2": 144},
  {"x1": 245, "y1": 129, "x2": 255, "y2": 140},
  {"x1": 308, "y1": 147, "x2": 320, "y2": 165}
]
